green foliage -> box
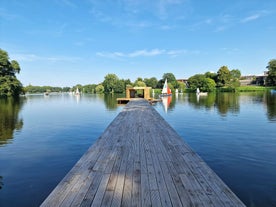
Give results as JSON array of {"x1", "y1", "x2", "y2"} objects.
[
  {"x1": 0, "y1": 49, "x2": 23, "y2": 97},
  {"x1": 82, "y1": 84, "x2": 97, "y2": 94},
  {"x1": 188, "y1": 74, "x2": 216, "y2": 92},
  {"x1": 144, "y1": 77, "x2": 158, "y2": 88},
  {"x1": 134, "y1": 80, "x2": 146, "y2": 87},
  {"x1": 217, "y1": 66, "x2": 231, "y2": 87},
  {"x1": 0, "y1": 98, "x2": 24, "y2": 145},
  {"x1": 205, "y1": 71, "x2": 217, "y2": 81},
  {"x1": 95, "y1": 84, "x2": 104, "y2": 94},
  {"x1": 113, "y1": 79, "x2": 125, "y2": 93},
  {"x1": 24, "y1": 85, "x2": 66, "y2": 93},
  {"x1": 177, "y1": 81, "x2": 186, "y2": 92},
  {"x1": 230, "y1": 69, "x2": 241, "y2": 79},
  {"x1": 162, "y1": 73, "x2": 179, "y2": 89},
  {"x1": 266, "y1": 59, "x2": 276, "y2": 86},
  {"x1": 102, "y1": 74, "x2": 119, "y2": 93}
]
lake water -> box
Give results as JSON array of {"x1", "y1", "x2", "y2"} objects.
[{"x1": 0, "y1": 92, "x2": 275, "y2": 207}]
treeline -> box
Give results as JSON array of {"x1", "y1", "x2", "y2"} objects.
[
  {"x1": 23, "y1": 60, "x2": 276, "y2": 94},
  {"x1": 24, "y1": 85, "x2": 71, "y2": 93},
  {"x1": 2, "y1": 47, "x2": 275, "y2": 97}
]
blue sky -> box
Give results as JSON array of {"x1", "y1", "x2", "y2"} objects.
[{"x1": 1, "y1": 0, "x2": 276, "y2": 87}]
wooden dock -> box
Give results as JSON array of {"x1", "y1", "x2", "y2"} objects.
[{"x1": 41, "y1": 99, "x2": 245, "y2": 207}]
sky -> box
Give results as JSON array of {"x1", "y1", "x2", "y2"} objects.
[{"x1": 1, "y1": 0, "x2": 276, "y2": 87}]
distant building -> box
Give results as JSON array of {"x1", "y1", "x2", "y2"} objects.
[
  {"x1": 239, "y1": 71, "x2": 268, "y2": 86},
  {"x1": 177, "y1": 79, "x2": 189, "y2": 87}
]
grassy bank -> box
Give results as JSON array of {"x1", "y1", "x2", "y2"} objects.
[{"x1": 236, "y1": 86, "x2": 275, "y2": 92}]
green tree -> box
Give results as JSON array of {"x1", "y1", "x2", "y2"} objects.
[
  {"x1": 0, "y1": 49, "x2": 23, "y2": 97},
  {"x1": 230, "y1": 69, "x2": 241, "y2": 80},
  {"x1": 83, "y1": 84, "x2": 97, "y2": 94},
  {"x1": 134, "y1": 80, "x2": 146, "y2": 87},
  {"x1": 188, "y1": 74, "x2": 216, "y2": 92},
  {"x1": 178, "y1": 81, "x2": 186, "y2": 92},
  {"x1": 205, "y1": 71, "x2": 217, "y2": 82},
  {"x1": 144, "y1": 77, "x2": 158, "y2": 88},
  {"x1": 62, "y1": 87, "x2": 71, "y2": 92},
  {"x1": 266, "y1": 59, "x2": 276, "y2": 86},
  {"x1": 162, "y1": 73, "x2": 179, "y2": 89},
  {"x1": 114, "y1": 79, "x2": 125, "y2": 93},
  {"x1": 229, "y1": 69, "x2": 241, "y2": 90},
  {"x1": 123, "y1": 79, "x2": 132, "y2": 88},
  {"x1": 102, "y1": 74, "x2": 119, "y2": 93},
  {"x1": 95, "y1": 84, "x2": 104, "y2": 94},
  {"x1": 217, "y1": 66, "x2": 231, "y2": 87}
]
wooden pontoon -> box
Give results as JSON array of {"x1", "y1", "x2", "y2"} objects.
[
  {"x1": 41, "y1": 99, "x2": 245, "y2": 207},
  {"x1": 117, "y1": 87, "x2": 152, "y2": 104}
]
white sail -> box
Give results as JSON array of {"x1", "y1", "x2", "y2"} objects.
[{"x1": 162, "y1": 79, "x2": 168, "y2": 94}]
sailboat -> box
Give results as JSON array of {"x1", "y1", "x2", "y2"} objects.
[
  {"x1": 160, "y1": 79, "x2": 172, "y2": 97},
  {"x1": 75, "y1": 87, "x2": 80, "y2": 96},
  {"x1": 196, "y1": 88, "x2": 208, "y2": 96}
]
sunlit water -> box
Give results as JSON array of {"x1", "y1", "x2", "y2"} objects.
[{"x1": 0, "y1": 92, "x2": 275, "y2": 207}]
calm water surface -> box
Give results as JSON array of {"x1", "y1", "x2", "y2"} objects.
[{"x1": 0, "y1": 92, "x2": 275, "y2": 207}]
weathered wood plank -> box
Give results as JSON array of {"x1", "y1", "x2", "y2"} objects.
[{"x1": 41, "y1": 99, "x2": 246, "y2": 207}]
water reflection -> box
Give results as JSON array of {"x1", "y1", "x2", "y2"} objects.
[
  {"x1": 266, "y1": 92, "x2": 276, "y2": 121},
  {"x1": 187, "y1": 93, "x2": 216, "y2": 110},
  {"x1": 173, "y1": 92, "x2": 276, "y2": 120},
  {"x1": 103, "y1": 94, "x2": 124, "y2": 110},
  {"x1": 215, "y1": 93, "x2": 240, "y2": 116},
  {"x1": 0, "y1": 176, "x2": 3, "y2": 190},
  {"x1": 0, "y1": 98, "x2": 25, "y2": 145},
  {"x1": 161, "y1": 96, "x2": 172, "y2": 113}
]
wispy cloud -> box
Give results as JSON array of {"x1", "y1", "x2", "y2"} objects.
[
  {"x1": 87, "y1": 0, "x2": 190, "y2": 28},
  {"x1": 12, "y1": 53, "x2": 81, "y2": 63},
  {"x1": 96, "y1": 49, "x2": 189, "y2": 59},
  {"x1": 60, "y1": 0, "x2": 77, "y2": 8},
  {"x1": 241, "y1": 14, "x2": 260, "y2": 23}
]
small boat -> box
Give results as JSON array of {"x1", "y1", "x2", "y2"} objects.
[
  {"x1": 75, "y1": 87, "x2": 80, "y2": 96},
  {"x1": 160, "y1": 79, "x2": 172, "y2": 97},
  {"x1": 196, "y1": 88, "x2": 208, "y2": 96}
]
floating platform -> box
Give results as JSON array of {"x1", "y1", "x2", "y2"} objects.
[{"x1": 41, "y1": 99, "x2": 245, "y2": 207}]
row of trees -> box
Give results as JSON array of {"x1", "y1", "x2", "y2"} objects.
[
  {"x1": 188, "y1": 66, "x2": 241, "y2": 92},
  {"x1": 1, "y1": 48, "x2": 276, "y2": 97},
  {"x1": 24, "y1": 61, "x2": 276, "y2": 95}
]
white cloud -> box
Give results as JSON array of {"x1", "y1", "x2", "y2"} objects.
[
  {"x1": 241, "y1": 14, "x2": 260, "y2": 23},
  {"x1": 12, "y1": 53, "x2": 81, "y2": 63},
  {"x1": 96, "y1": 49, "x2": 189, "y2": 59},
  {"x1": 59, "y1": 0, "x2": 77, "y2": 8}
]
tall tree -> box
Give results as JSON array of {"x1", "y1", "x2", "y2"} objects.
[
  {"x1": 0, "y1": 49, "x2": 23, "y2": 97},
  {"x1": 144, "y1": 77, "x2": 158, "y2": 88},
  {"x1": 188, "y1": 74, "x2": 216, "y2": 92},
  {"x1": 266, "y1": 59, "x2": 276, "y2": 86},
  {"x1": 102, "y1": 74, "x2": 119, "y2": 93},
  {"x1": 229, "y1": 69, "x2": 241, "y2": 89},
  {"x1": 162, "y1": 73, "x2": 179, "y2": 89},
  {"x1": 217, "y1": 66, "x2": 231, "y2": 87}
]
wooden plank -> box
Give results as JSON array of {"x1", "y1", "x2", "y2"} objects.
[{"x1": 41, "y1": 99, "x2": 246, "y2": 207}]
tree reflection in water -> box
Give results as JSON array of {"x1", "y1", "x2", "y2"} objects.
[
  {"x1": 0, "y1": 176, "x2": 3, "y2": 190},
  {"x1": 0, "y1": 98, "x2": 25, "y2": 146},
  {"x1": 266, "y1": 91, "x2": 276, "y2": 121},
  {"x1": 185, "y1": 91, "x2": 276, "y2": 121}
]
